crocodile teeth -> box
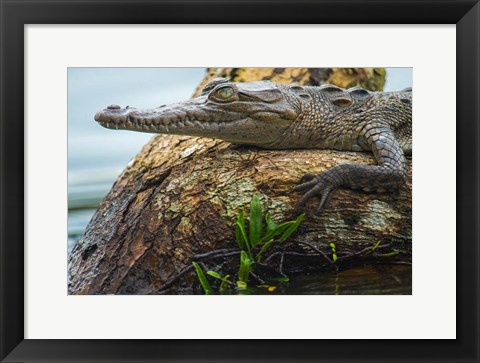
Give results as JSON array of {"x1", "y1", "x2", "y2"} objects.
[{"x1": 186, "y1": 121, "x2": 194, "y2": 127}]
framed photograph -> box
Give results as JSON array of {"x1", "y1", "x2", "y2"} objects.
[{"x1": 1, "y1": 1, "x2": 479, "y2": 362}]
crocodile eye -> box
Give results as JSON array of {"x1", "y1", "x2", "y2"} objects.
[{"x1": 215, "y1": 86, "x2": 235, "y2": 99}]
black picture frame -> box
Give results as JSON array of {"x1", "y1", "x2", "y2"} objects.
[{"x1": 1, "y1": 1, "x2": 478, "y2": 362}]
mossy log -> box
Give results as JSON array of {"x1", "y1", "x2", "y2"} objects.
[{"x1": 68, "y1": 68, "x2": 411, "y2": 295}]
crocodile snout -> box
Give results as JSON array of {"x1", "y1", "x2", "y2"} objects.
[{"x1": 95, "y1": 105, "x2": 129, "y2": 123}]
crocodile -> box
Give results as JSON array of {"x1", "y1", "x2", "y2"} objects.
[{"x1": 95, "y1": 78, "x2": 412, "y2": 213}]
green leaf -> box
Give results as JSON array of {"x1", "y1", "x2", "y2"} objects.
[
  {"x1": 265, "y1": 213, "x2": 277, "y2": 234},
  {"x1": 207, "y1": 271, "x2": 221, "y2": 279},
  {"x1": 260, "y1": 221, "x2": 294, "y2": 244},
  {"x1": 192, "y1": 262, "x2": 214, "y2": 295},
  {"x1": 249, "y1": 195, "x2": 263, "y2": 247},
  {"x1": 219, "y1": 274, "x2": 231, "y2": 293},
  {"x1": 235, "y1": 211, "x2": 246, "y2": 250},
  {"x1": 271, "y1": 276, "x2": 290, "y2": 283},
  {"x1": 332, "y1": 253, "x2": 338, "y2": 262},
  {"x1": 236, "y1": 281, "x2": 247, "y2": 290},
  {"x1": 256, "y1": 239, "x2": 275, "y2": 262},
  {"x1": 365, "y1": 240, "x2": 382, "y2": 255},
  {"x1": 279, "y1": 213, "x2": 305, "y2": 242},
  {"x1": 376, "y1": 250, "x2": 400, "y2": 257},
  {"x1": 236, "y1": 220, "x2": 251, "y2": 255},
  {"x1": 238, "y1": 250, "x2": 252, "y2": 284}
]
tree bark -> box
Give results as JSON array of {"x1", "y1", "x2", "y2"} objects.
[{"x1": 68, "y1": 68, "x2": 411, "y2": 295}]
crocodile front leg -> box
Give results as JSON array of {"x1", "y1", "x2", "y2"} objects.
[{"x1": 293, "y1": 126, "x2": 408, "y2": 213}]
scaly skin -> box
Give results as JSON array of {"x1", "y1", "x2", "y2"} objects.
[{"x1": 95, "y1": 78, "x2": 412, "y2": 212}]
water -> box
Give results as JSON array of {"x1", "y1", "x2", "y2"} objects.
[
  {"x1": 226, "y1": 265, "x2": 412, "y2": 295},
  {"x1": 68, "y1": 166, "x2": 125, "y2": 254},
  {"x1": 68, "y1": 208, "x2": 96, "y2": 254},
  {"x1": 267, "y1": 265, "x2": 411, "y2": 295}
]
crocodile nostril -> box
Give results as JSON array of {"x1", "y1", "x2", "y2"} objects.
[{"x1": 107, "y1": 104, "x2": 121, "y2": 110}]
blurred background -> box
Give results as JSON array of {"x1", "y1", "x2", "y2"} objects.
[{"x1": 68, "y1": 67, "x2": 412, "y2": 254}]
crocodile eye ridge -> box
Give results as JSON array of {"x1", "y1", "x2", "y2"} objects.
[{"x1": 216, "y1": 86, "x2": 235, "y2": 99}]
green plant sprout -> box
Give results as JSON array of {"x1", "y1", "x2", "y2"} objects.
[
  {"x1": 329, "y1": 242, "x2": 338, "y2": 262},
  {"x1": 364, "y1": 240, "x2": 400, "y2": 257},
  {"x1": 365, "y1": 240, "x2": 382, "y2": 255},
  {"x1": 193, "y1": 194, "x2": 305, "y2": 294},
  {"x1": 206, "y1": 271, "x2": 232, "y2": 293},
  {"x1": 192, "y1": 261, "x2": 213, "y2": 295}
]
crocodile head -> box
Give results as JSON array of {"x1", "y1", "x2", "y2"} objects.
[{"x1": 94, "y1": 78, "x2": 303, "y2": 147}]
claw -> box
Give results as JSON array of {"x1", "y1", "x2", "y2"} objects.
[
  {"x1": 293, "y1": 171, "x2": 340, "y2": 214},
  {"x1": 291, "y1": 179, "x2": 317, "y2": 192},
  {"x1": 296, "y1": 184, "x2": 323, "y2": 208},
  {"x1": 299, "y1": 173, "x2": 317, "y2": 183},
  {"x1": 315, "y1": 188, "x2": 336, "y2": 215}
]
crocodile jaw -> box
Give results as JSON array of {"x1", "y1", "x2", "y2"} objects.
[
  {"x1": 94, "y1": 106, "x2": 223, "y2": 135},
  {"x1": 95, "y1": 103, "x2": 293, "y2": 146}
]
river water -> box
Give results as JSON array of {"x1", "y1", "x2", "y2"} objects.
[
  {"x1": 238, "y1": 265, "x2": 412, "y2": 295},
  {"x1": 68, "y1": 68, "x2": 412, "y2": 293}
]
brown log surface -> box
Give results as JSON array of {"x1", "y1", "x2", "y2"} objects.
[{"x1": 68, "y1": 68, "x2": 411, "y2": 295}]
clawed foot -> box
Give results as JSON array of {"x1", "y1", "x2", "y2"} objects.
[{"x1": 292, "y1": 171, "x2": 341, "y2": 214}]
